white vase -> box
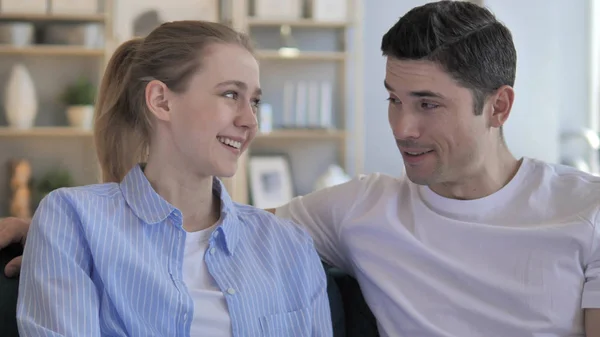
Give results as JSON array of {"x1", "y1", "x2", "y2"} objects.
[
  {"x1": 4, "y1": 64, "x2": 38, "y2": 129},
  {"x1": 66, "y1": 105, "x2": 94, "y2": 129},
  {"x1": 0, "y1": 23, "x2": 35, "y2": 46}
]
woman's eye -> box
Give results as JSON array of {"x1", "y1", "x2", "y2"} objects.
[
  {"x1": 251, "y1": 99, "x2": 261, "y2": 108},
  {"x1": 224, "y1": 91, "x2": 238, "y2": 99}
]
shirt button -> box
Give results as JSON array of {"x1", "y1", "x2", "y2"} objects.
[
  {"x1": 213, "y1": 231, "x2": 220, "y2": 238},
  {"x1": 210, "y1": 248, "x2": 216, "y2": 255},
  {"x1": 226, "y1": 288, "x2": 236, "y2": 295},
  {"x1": 183, "y1": 313, "x2": 188, "y2": 321}
]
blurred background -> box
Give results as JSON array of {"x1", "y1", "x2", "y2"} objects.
[{"x1": 0, "y1": 0, "x2": 599, "y2": 217}]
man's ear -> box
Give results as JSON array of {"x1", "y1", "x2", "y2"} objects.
[
  {"x1": 145, "y1": 80, "x2": 171, "y2": 122},
  {"x1": 488, "y1": 85, "x2": 514, "y2": 128}
]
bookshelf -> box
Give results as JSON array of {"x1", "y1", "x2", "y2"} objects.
[
  {"x1": 221, "y1": 0, "x2": 364, "y2": 205},
  {"x1": 0, "y1": 1, "x2": 114, "y2": 217},
  {"x1": 0, "y1": 0, "x2": 364, "y2": 214}
]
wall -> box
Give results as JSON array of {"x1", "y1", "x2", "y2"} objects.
[
  {"x1": 591, "y1": 0, "x2": 600, "y2": 133},
  {"x1": 361, "y1": 0, "x2": 594, "y2": 175}
]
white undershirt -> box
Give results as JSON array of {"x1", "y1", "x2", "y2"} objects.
[
  {"x1": 182, "y1": 225, "x2": 232, "y2": 337},
  {"x1": 276, "y1": 157, "x2": 600, "y2": 337}
]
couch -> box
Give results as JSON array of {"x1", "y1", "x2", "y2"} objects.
[{"x1": 0, "y1": 244, "x2": 378, "y2": 337}]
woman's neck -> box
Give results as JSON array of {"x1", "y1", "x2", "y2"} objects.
[{"x1": 143, "y1": 158, "x2": 221, "y2": 232}]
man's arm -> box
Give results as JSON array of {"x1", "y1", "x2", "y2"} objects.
[
  {"x1": 584, "y1": 210, "x2": 600, "y2": 337},
  {"x1": 17, "y1": 189, "x2": 101, "y2": 336},
  {"x1": 0, "y1": 217, "x2": 30, "y2": 277},
  {"x1": 298, "y1": 222, "x2": 333, "y2": 336},
  {"x1": 586, "y1": 309, "x2": 600, "y2": 336},
  {"x1": 273, "y1": 175, "x2": 370, "y2": 274}
]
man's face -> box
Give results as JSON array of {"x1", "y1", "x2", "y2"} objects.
[{"x1": 384, "y1": 58, "x2": 491, "y2": 186}]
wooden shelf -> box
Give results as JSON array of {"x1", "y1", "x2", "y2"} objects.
[
  {"x1": 0, "y1": 13, "x2": 105, "y2": 22},
  {"x1": 254, "y1": 129, "x2": 346, "y2": 141},
  {"x1": 0, "y1": 127, "x2": 93, "y2": 137},
  {"x1": 247, "y1": 18, "x2": 350, "y2": 28},
  {"x1": 0, "y1": 127, "x2": 345, "y2": 140},
  {"x1": 0, "y1": 45, "x2": 104, "y2": 56},
  {"x1": 0, "y1": 127, "x2": 346, "y2": 141},
  {"x1": 256, "y1": 50, "x2": 346, "y2": 61}
]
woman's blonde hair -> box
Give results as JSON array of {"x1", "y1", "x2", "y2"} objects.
[{"x1": 93, "y1": 20, "x2": 254, "y2": 183}]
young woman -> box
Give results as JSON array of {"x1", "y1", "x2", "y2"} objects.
[{"x1": 16, "y1": 20, "x2": 332, "y2": 337}]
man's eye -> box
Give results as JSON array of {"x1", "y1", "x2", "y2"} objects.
[{"x1": 421, "y1": 102, "x2": 439, "y2": 110}]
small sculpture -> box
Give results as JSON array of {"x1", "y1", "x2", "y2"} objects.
[{"x1": 9, "y1": 159, "x2": 32, "y2": 219}]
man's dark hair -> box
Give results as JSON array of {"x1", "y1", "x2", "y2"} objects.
[{"x1": 381, "y1": 0, "x2": 517, "y2": 115}]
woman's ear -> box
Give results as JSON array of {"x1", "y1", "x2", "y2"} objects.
[{"x1": 145, "y1": 80, "x2": 171, "y2": 122}]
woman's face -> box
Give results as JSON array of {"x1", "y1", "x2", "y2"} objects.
[{"x1": 148, "y1": 43, "x2": 260, "y2": 178}]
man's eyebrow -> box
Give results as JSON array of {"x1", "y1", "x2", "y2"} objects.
[
  {"x1": 384, "y1": 81, "x2": 446, "y2": 99},
  {"x1": 217, "y1": 80, "x2": 262, "y2": 95},
  {"x1": 409, "y1": 90, "x2": 446, "y2": 99},
  {"x1": 384, "y1": 80, "x2": 393, "y2": 91}
]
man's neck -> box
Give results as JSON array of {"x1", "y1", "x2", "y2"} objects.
[{"x1": 429, "y1": 147, "x2": 520, "y2": 200}]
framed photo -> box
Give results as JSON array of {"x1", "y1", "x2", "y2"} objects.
[{"x1": 248, "y1": 155, "x2": 294, "y2": 209}]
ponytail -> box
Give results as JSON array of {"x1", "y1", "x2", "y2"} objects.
[{"x1": 94, "y1": 38, "x2": 151, "y2": 183}]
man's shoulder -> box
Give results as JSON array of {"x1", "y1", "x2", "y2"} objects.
[
  {"x1": 327, "y1": 171, "x2": 406, "y2": 197},
  {"x1": 528, "y1": 157, "x2": 600, "y2": 192},
  {"x1": 234, "y1": 203, "x2": 313, "y2": 244},
  {"x1": 525, "y1": 157, "x2": 600, "y2": 215},
  {"x1": 353, "y1": 171, "x2": 404, "y2": 185}
]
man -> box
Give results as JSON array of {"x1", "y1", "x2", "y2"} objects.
[{"x1": 2, "y1": 1, "x2": 599, "y2": 336}]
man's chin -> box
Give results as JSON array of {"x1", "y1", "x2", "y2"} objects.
[{"x1": 403, "y1": 167, "x2": 435, "y2": 186}]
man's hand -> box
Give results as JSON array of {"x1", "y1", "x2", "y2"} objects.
[{"x1": 0, "y1": 217, "x2": 31, "y2": 277}]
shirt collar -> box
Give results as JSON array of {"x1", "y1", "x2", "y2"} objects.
[
  {"x1": 120, "y1": 164, "x2": 175, "y2": 224},
  {"x1": 212, "y1": 177, "x2": 241, "y2": 255},
  {"x1": 119, "y1": 164, "x2": 242, "y2": 254}
]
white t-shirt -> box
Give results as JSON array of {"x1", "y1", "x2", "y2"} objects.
[
  {"x1": 182, "y1": 225, "x2": 232, "y2": 337},
  {"x1": 276, "y1": 157, "x2": 600, "y2": 337}
]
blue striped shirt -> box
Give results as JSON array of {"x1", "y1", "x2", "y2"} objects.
[{"x1": 17, "y1": 164, "x2": 332, "y2": 337}]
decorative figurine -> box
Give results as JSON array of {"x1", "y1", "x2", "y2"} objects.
[{"x1": 9, "y1": 159, "x2": 32, "y2": 219}]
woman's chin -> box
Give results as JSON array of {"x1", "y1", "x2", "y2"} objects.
[{"x1": 214, "y1": 164, "x2": 238, "y2": 178}]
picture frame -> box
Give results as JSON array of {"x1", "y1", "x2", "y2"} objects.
[{"x1": 248, "y1": 154, "x2": 294, "y2": 209}]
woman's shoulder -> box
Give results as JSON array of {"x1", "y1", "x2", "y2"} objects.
[
  {"x1": 34, "y1": 183, "x2": 123, "y2": 222},
  {"x1": 45, "y1": 182, "x2": 121, "y2": 202}
]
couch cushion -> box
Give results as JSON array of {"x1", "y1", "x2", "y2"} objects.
[
  {"x1": 0, "y1": 243, "x2": 22, "y2": 337},
  {"x1": 324, "y1": 263, "x2": 379, "y2": 337},
  {"x1": 324, "y1": 262, "x2": 346, "y2": 337}
]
